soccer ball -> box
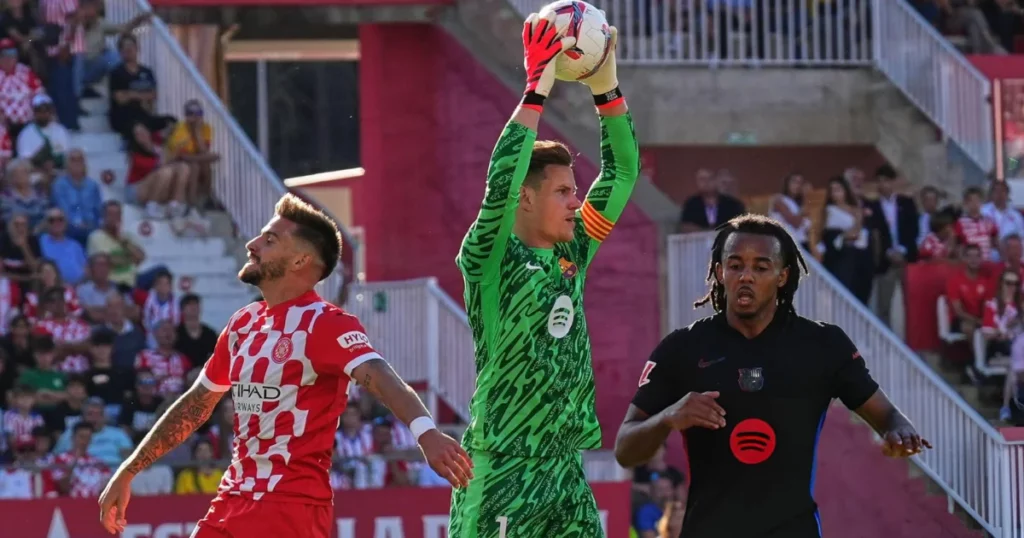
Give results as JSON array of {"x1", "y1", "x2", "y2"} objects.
[{"x1": 537, "y1": 0, "x2": 612, "y2": 82}]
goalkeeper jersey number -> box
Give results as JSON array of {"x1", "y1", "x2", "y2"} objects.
[{"x1": 456, "y1": 113, "x2": 640, "y2": 457}]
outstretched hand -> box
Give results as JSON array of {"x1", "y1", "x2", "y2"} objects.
[
  {"x1": 419, "y1": 429, "x2": 474, "y2": 488},
  {"x1": 522, "y1": 11, "x2": 576, "y2": 97},
  {"x1": 881, "y1": 426, "x2": 932, "y2": 457},
  {"x1": 580, "y1": 25, "x2": 619, "y2": 96}
]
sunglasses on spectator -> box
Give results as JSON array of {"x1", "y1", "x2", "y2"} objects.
[
  {"x1": 47, "y1": 215, "x2": 64, "y2": 222},
  {"x1": 185, "y1": 107, "x2": 203, "y2": 117}
]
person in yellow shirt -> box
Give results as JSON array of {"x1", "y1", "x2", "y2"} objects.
[
  {"x1": 165, "y1": 100, "x2": 220, "y2": 210},
  {"x1": 174, "y1": 439, "x2": 222, "y2": 495}
]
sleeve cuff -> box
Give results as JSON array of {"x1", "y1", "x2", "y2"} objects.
[
  {"x1": 344, "y1": 352, "x2": 384, "y2": 377},
  {"x1": 198, "y1": 370, "x2": 231, "y2": 393}
]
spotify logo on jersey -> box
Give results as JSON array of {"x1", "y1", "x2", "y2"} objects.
[
  {"x1": 729, "y1": 418, "x2": 777, "y2": 465},
  {"x1": 547, "y1": 295, "x2": 575, "y2": 339}
]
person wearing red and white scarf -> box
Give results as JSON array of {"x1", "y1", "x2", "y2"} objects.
[
  {"x1": 133, "y1": 320, "x2": 191, "y2": 397},
  {"x1": 0, "y1": 38, "x2": 41, "y2": 138}
]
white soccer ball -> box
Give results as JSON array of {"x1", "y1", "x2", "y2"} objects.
[{"x1": 538, "y1": 0, "x2": 612, "y2": 82}]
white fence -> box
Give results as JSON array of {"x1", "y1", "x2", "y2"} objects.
[
  {"x1": 509, "y1": 0, "x2": 873, "y2": 65},
  {"x1": 344, "y1": 278, "x2": 475, "y2": 422},
  {"x1": 668, "y1": 232, "x2": 1024, "y2": 538},
  {"x1": 874, "y1": 0, "x2": 994, "y2": 174},
  {"x1": 104, "y1": 0, "x2": 357, "y2": 293}
]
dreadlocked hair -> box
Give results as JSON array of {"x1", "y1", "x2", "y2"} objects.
[{"x1": 693, "y1": 213, "x2": 809, "y2": 316}]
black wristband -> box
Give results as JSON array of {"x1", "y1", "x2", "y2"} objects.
[
  {"x1": 521, "y1": 91, "x2": 546, "y2": 107},
  {"x1": 593, "y1": 87, "x2": 623, "y2": 107}
]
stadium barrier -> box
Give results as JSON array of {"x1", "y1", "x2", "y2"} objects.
[
  {"x1": 103, "y1": 0, "x2": 358, "y2": 291},
  {"x1": 667, "y1": 232, "x2": 1024, "y2": 538},
  {"x1": 0, "y1": 483, "x2": 630, "y2": 538}
]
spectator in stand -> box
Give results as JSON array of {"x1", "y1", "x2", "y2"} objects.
[
  {"x1": 945, "y1": 0, "x2": 1006, "y2": 53},
  {"x1": 174, "y1": 293, "x2": 216, "y2": 368},
  {"x1": 336, "y1": 404, "x2": 372, "y2": 489},
  {"x1": 117, "y1": 369, "x2": 162, "y2": 436},
  {"x1": 917, "y1": 186, "x2": 943, "y2": 247},
  {"x1": 679, "y1": 168, "x2": 746, "y2": 232},
  {"x1": 657, "y1": 499, "x2": 686, "y2": 538},
  {"x1": 39, "y1": 209, "x2": 86, "y2": 284},
  {"x1": 39, "y1": 0, "x2": 80, "y2": 131},
  {"x1": 981, "y1": 270, "x2": 1021, "y2": 360},
  {"x1": 0, "y1": 348, "x2": 15, "y2": 405},
  {"x1": 918, "y1": 209, "x2": 958, "y2": 262},
  {"x1": 2, "y1": 384, "x2": 43, "y2": 449},
  {"x1": 141, "y1": 270, "x2": 178, "y2": 348},
  {"x1": 633, "y1": 474, "x2": 675, "y2": 538},
  {"x1": 43, "y1": 372, "x2": 84, "y2": 436},
  {"x1": 769, "y1": 173, "x2": 816, "y2": 256},
  {"x1": 947, "y1": 243, "x2": 991, "y2": 341},
  {"x1": 135, "y1": 320, "x2": 189, "y2": 397},
  {"x1": 102, "y1": 291, "x2": 145, "y2": 371},
  {"x1": 0, "y1": 0, "x2": 44, "y2": 75},
  {"x1": 77, "y1": 254, "x2": 133, "y2": 323},
  {"x1": 108, "y1": 34, "x2": 174, "y2": 141},
  {"x1": 982, "y1": 181, "x2": 1024, "y2": 256},
  {"x1": 16, "y1": 94, "x2": 68, "y2": 179},
  {"x1": 50, "y1": 149, "x2": 102, "y2": 245},
  {"x1": 23, "y1": 260, "x2": 81, "y2": 321},
  {"x1": 844, "y1": 167, "x2": 867, "y2": 198},
  {"x1": 53, "y1": 396, "x2": 130, "y2": 466},
  {"x1": 174, "y1": 438, "x2": 222, "y2": 495},
  {"x1": 126, "y1": 121, "x2": 193, "y2": 221},
  {"x1": 631, "y1": 444, "x2": 685, "y2": 500},
  {"x1": 956, "y1": 187, "x2": 1000, "y2": 262},
  {"x1": 84, "y1": 328, "x2": 127, "y2": 419},
  {"x1": 46, "y1": 422, "x2": 111, "y2": 498},
  {"x1": 2, "y1": 159, "x2": 49, "y2": 233},
  {"x1": 166, "y1": 99, "x2": 220, "y2": 210},
  {"x1": 1, "y1": 315, "x2": 33, "y2": 371},
  {"x1": 16, "y1": 336, "x2": 65, "y2": 407},
  {"x1": 866, "y1": 165, "x2": 919, "y2": 327},
  {"x1": 34, "y1": 286, "x2": 90, "y2": 373},
  {"x1": 0, "y1": 37, "x2": 42, "y2": 140},
  {"x1": 979, "y1": 0, "x2": 1022, "y2": 53},
  {"x1": 87, "y1": 201, "x2": 149, "y2": 289},
  {"x1": 822, "y1": 175, "x2": 874, "y2": 304},
  {"x1": 0, "y1": 217, "x2": 40, "y2": 282},
  {"x1": 991, "y1": 235, "x2": 1024, "y2": 287},
  {"x1": 0, "y1": 264, "x2": 22, "y2": 336},
  {"x1": 368, "y1": 417, "x2": 410, "y2": 488},
  {"x1": 75, "y1": 0, "x2": 150, "y2": 97},
  {"x1": 0, "y1": 438, "x2": 35, "y2": 498}
]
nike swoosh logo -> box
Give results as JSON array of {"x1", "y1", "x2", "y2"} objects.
[
  {"x1": 525, "y1": 263, "x2": 543, "y2": 271},
  {"x1": 697, "y1": 357, "x2": 725, "y2": 368}
]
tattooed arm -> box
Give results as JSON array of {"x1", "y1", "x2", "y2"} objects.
[
  {"x1": 350, "y1": 358, "x2": 474, "y2": 488},
  {"x1": 98, "y1": 378, "x2": 224, "y2": 534}
]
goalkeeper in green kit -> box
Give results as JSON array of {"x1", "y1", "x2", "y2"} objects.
[{"x1": 449, "y1": 10, "x2": 639, "y2": 538}]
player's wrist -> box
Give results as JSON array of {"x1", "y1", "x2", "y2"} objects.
[
  {"x1": 593, "y1": 86, "x2": 624, "y2": 110},
  {"x1": 409, "y1": 416, "x2": 438, "y2": 442},
  {"x1": 520, "y1": 91, "x2": 546, "y2": 113}
]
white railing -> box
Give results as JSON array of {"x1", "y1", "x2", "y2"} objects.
[
  {"x1": 103, "y1": 0, "x2": 357, "y2": 294},
  {"x1": 668, "y1": 232, "x2": 1024, "y2": 538},
  {"x1": 509, "y1": 0, "x2": 873, "y2": 65},
  {"x1": 345, "y1": 278, "x2": 474, "y2": 422},
  {"x1": 874, "y1": 0, "x2": 994, "y2": 174}
]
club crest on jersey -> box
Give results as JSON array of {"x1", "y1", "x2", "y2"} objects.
[
  {"x1": 738, "y1": 367, "x2": 764, "y2": 392},
  {"x1": 271, "y1": 336, "x2": 293, "y2": 364},
  {"x1": 338, "y1": 330, "x2": 370, "y2": 350},
  {"x1": 558, "y1": 257, "x2": 578, "y2": 279},
  {"x1": 547, "y1": 295, "x2": 575, "y2": 339}
]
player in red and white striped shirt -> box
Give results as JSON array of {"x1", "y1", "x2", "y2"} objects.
[
  {"x1": 2, "y1": 385, "x2": 44, "y2": 449},
  {"x1": 955, "y1": 187, "x2": 1000, "y2": 261},
  {"x1": 99, "y1": 194, "x2": 472, "y2": 537}
]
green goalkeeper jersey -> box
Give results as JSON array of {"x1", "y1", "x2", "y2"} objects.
[{"x1": 455, "y1": 113, "x2": 640, "y2": 457}]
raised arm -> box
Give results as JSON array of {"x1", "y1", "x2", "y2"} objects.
[
  {"x1": 573, "y1": 27, "x2": 641, "y2": 265},
  {"x1": 456, "y1": 12, "x2": 575, "y2": 281}
]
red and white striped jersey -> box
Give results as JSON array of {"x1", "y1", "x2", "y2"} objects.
[
  {"x1": 0, "y1": 64, "x2": 42, "y2": 124},
  {"x1": 198, "y1": 290, "x2": 384, "y2": 504},
  {"x1": 24, "y1": 285, "x2": 82, "y2": 322},
  {"x1": 39, "y1": 0, "x2": 85, "y2": 55},
  {"x1": 955, "y1": 215, "x2": 999, "y2": 260},
  {"x1": 335, "y1": 425, "x2": 373, "y2": 459},
  {"x1": 918, "y1": 232, "x2": 950, "y2": 261},
  {"x1": 43, "y1": 452, "x2": 110, "y2": 498},
  {"x1": 142, "y1": 292, "x2": 180, "y2": 348},
  {"x1": 2, "y1": 410, "x2": 43, "y2": 445},
  {"x1": 35, "y1": 316, "x2": 90, "y2": 344},
  {"x1": 134, "y1": 349, "x2": 191, "y2": 396},
  {"x1": 0, "y1": 277, "x2": 21, "y2": 336}
]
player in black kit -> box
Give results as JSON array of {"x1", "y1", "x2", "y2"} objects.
[{"x1": 615, "y1": 214, "x2": 932, "y2": 538}]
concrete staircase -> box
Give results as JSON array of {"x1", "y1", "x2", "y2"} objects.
[{"x1": 77, "y1": 89, "x2": 253, "y2": 330}]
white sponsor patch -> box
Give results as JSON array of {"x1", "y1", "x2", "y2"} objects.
[
  {"x1": 232, "y1": 383, "x2": 283, "y2": 414},
  {"x1": 338, "y1": 331, "x2": 370, "y2": 349}
]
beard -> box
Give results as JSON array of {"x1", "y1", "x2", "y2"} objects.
[{"x1": 238, "y1": 257, "x2": 288, "y2": 286}]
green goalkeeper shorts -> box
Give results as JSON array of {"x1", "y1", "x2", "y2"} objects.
[{"x1": 448, "y1": 450, "x2": 603, "y2": 538}]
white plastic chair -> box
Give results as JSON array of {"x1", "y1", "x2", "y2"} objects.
[
  {"x1": 937, "y1": 296, "x2": 966, "y2": 344},
  {"x1": 973, "y1": 327, "x2": 1011, "y2": 378}
]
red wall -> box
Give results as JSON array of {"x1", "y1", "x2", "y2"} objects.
[{"x1": 356, "y1": 23, "x2": 661, "y2": 447}]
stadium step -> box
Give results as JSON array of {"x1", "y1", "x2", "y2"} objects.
[
  {"x1": 79, "y1": 113, "x2": 110, "y2": 134},
  {"x1": 70, "y1": 132, "x2": 122, "y2": 155},
  {"x1": 81, "y1": 96, "x2": 108, "y2": 116}
]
